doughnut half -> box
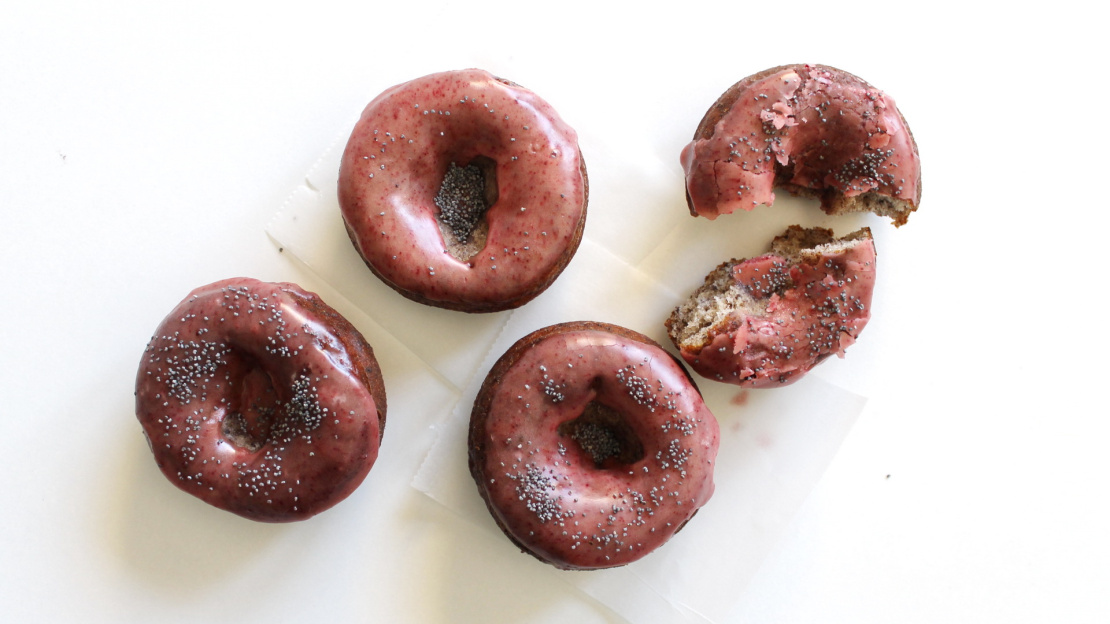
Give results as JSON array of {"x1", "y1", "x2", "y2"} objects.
[{"x1": 681, "y1": 64, "x2": 920, "y2": 225}]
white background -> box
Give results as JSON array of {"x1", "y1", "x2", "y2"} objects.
[{"x1": 2, "y1": 1, "x2": 1107, "y2": 622}]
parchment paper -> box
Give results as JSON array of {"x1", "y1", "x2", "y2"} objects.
[{"x1": 268, "y1": 123, "x2": 866, "y2": 623}]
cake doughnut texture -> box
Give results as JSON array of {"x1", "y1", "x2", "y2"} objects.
[
  {"x1": 666, "y1": 226, "x2": 876, "y2": 388},
  {"x1": 338, "y1": 69, "x2": 588, "y2": 312},
  {"x1": 468, "y1": 322, "x2": 720, "y2": 570},
  {"x1": 681, "y1": 64, "x2": 920, "y2": 225},
  {"x1": 135, "y1": 278, "x2": 386, "y2": 522}
]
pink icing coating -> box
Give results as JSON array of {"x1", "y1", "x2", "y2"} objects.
[
  {"x1": 683, "y1": 239, "x2": 877, "y2": 387},
  {"x1": 682, "y1": 65, "x2": 920, "y2": 220},
  {"x1": 474, "y1": 328, "x2": 719, "y2": 570},
  {"x1": 338, "y1": 69, "x2": 587, "y2": 310},
  {"x1": 134, "y1": 278, "x2": 382, "y2": 522}
]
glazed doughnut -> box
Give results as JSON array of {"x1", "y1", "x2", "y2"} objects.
[
  {"x1": 468, "y1": 321, "x2": 720, "y2": 570},
  {"x1": 681, "y1": 64, "x2": 921, "y2": 226},
  {"x1": 666, "y1": 226, "x2": 876, "y2": 388},
  {"x1": 338, "y1": 69, "x2": 588, "y2": 313},
  {"x1": 134, "y1": 278, "x2": 386, "y2": 522}
]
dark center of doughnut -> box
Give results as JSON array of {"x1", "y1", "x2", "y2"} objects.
[
  {"x1": 221, "y1": 363, "x2": 279, "y2": 452},
  {"x1": 558, "y1": 401, "x2": 645, "y2": 468},
  {"x1": 435, "y1": 157, "x2": 498, "y2": 262}
]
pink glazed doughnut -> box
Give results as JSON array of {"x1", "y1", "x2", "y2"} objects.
[
  {"x1": 681, "y1": 64, "x2": 921, "y2": 226},
  {"x1": 134, "y1": 278, "x2": 386, "y2": 522},
  {"x1": 468, "y1": 322, "x2": 720, "y2": 570},
  {"x1": 338, "y1": 69, "x2": 588, "y2": 312}
]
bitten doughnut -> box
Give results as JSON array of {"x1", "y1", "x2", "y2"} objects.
[
  {"x1": 666, "y1": 226, "x2": 876, "y2": 387},
  {"x1": 468, "y1": 321, "x2": 720, "y2": 570},
  {"x1": 338, "y1": 69, "x2": 588, "y2": 313},
  {"x1": 681, "y1": 64, "x2": 921, "y2": 225},
  {"x1": 134, "y1": 278, "x2": 386, "y2": 522}
]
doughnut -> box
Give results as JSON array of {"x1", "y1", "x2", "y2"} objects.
[
  {"x1": 134, "y1": 278, "x2": 386, "y2": 522},
  {"x1": 681, "y1": 64, "x2": 921, "y2": 226},
  {"x1": 468, "y1": 321, "x2": 720, "y2": 570},
  {"x1": 338, "y1": 69, "x2": 588, "y2": 313},
  {"x1": 666, "y1": 226, "x2": 876, "y2": 388}
]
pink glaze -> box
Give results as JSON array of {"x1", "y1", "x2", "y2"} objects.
[
  {"x1": 683, "y1": 239, "x2": 877, "y2": 387},
  {"x1": 134, "y1": 279, "x2": 382, "y2": 522},
  {"x1": 338, "y1": 69, "x2": 587, "y2": 311},
  {"x1": 682, "y1": 64, "x2": 920, "y2": 220},
  {"x1": 474, "y1": 328, "x2": 719, "y2": 569}
]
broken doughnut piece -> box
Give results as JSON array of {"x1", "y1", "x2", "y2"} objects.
[{"x1": 666, "y1": 226, "x2": 876, "y2": 387}]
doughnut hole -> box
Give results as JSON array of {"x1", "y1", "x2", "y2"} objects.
[
  {"x1": 434, "y1": 155, "x2": 499, "y2": 263},
  {"x1": 557, "y1": 401, "x2": 645, "y2": 469},
  {"x1": 220, "y1": 355, "x2": 280, "y2": 452}
]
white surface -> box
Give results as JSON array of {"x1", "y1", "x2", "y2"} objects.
[
  {"x1": 270, "y1": 81, "x2": 869, "y2": 622},
  {"x1": 3, "y1": 2, "x2": 1108, "y2": 623}
]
